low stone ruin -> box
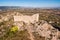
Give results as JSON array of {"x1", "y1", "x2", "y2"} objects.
[{"x1": 14, "y1": 14, "x2": 39, "y2": 24}]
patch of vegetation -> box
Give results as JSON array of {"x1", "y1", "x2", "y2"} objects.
[{"x1": 10, "y1": 25, "x2": 18, "y2": 33}]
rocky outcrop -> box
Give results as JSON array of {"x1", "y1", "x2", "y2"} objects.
[
  {"x1": 13, "y1": 13, "x2": 60, "y2": 40},
  {"x1": 0, "y1": 13, "x2": 60, "y2": 40},
  {"x1": 36, "y1": 21, "x2": 58, "y2": 40},
  {"x1": 14, "y1": 20, "x2": 60, "y2": 40}
]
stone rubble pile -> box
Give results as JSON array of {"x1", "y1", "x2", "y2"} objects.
[
  {"x1": 14, "y1": 20, "x2": 60, "y2": 40},
  {"x1": 35, "y1": 21, "x2": 58, "y2": 40}
]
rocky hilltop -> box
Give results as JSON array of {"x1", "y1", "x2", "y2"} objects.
[{"x1": 0, "y1": 8, "x2": 60, "y2": 40}]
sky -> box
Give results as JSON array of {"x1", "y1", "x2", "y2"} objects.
[{"x1": 0, "y1": 0, "x2": 60, "y2": 8}]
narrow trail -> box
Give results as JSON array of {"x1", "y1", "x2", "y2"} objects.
[{"x1": 26, "y1": 24, "x2": 35, "y2": 40}]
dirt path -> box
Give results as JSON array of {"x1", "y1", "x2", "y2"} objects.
[{"x1": 26, "y1": 24, "x2": 35, "y2": 40}]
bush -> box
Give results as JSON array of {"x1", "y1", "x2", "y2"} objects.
[{"x1": 10, "y1": 25, "x2": 18, "y2": 33}]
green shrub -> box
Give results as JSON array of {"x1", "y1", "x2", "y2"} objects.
[{"x1": 10, "y1": 25, "x2": 18, "y2": 33}]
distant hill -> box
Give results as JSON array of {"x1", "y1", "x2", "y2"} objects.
[
  {"x1": 0, "y1": 6, "x2": 60, "y2": 9},
  {"x1": 0, "y1": 6, "x2": 21, "y2": 9}
]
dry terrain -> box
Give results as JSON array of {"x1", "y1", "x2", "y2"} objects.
[{"x1": 0, "y1": 7, "x2": 60, "y2": 40}]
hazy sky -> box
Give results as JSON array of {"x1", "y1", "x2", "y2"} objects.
[{"x1": 0, "y1": 0, "x2": 60, "y2": 8}]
